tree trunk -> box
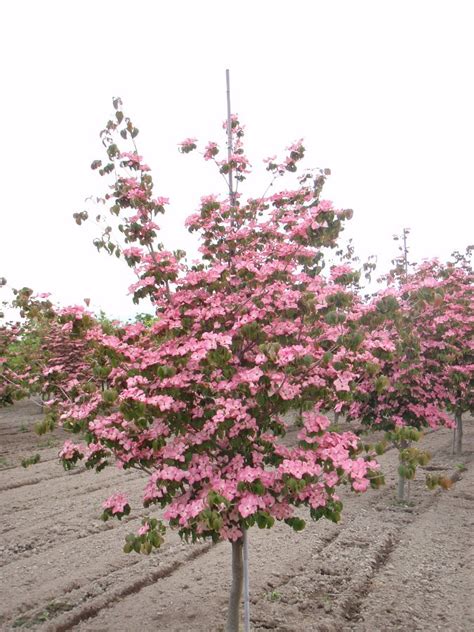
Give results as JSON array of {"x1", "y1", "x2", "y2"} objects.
[
  {"x1": 454, "y1": 412, "x2": 463, "y2": 456},
  {"x1": 226, "y1": 539, "x2": 244, "y2": 632},
  {"x1": 243, "y1": 530, "x2": 250, "y2": 632},
  {"x1": 397, "y1": 439, "x2": 409, "y2": 503},
  {"x1": 397, "y1": 470, "x2": 406, "y2": 502}
]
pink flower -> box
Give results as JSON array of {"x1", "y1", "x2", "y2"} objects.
[
  {"x1": 334, "y1": 372, "x2": 353, "y2": 392},
  {"x1": 138, "y1": 524, "x2": 150, "y2": 536},
  {"x1": 238, "y1": 493, "x2": 261, "y2": 518},
  {"x1": 59, "y1": 440, "x2": 83, "y2": 460},
  {"x1": 102, "y1": 493, "x2": 129, "y2": 515},
  {"x1": 220, "y1": 525, "x2": 243, "y2": 541},
  {"x1": 302, "y1": 411, "x2": 330, "y2": 433},
  {"x1": 178, "y1": 138, "x2": 197, "y2": 153},
  {"x1": 352, "y1": 479, "x2": 369, "y2": 492},
  {"x1": 204, "y1": 142, "x2": 219, "y2": 160}
]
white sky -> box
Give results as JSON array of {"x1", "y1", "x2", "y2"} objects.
[{"x1": 1, "y1": 0, "x2": 473, "y2": 319}]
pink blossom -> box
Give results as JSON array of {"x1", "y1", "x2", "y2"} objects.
[
  {"x1": 138, "y1": 523, "x2": 150, "y2": 536},
  {"x1": 102, "y1": 493, "x2": 129, "y2": 515},
  {"x1": 59, "y1": 440, "x2": 83, "y2": 460}
]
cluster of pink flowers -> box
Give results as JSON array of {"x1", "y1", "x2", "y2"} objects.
[
  {"x1": 120, "y1": 152, "x2": 150, "y2": 171},
  {"x1": 204, "y1": 141, "x2": 219, "y2": 161},
  {"x1": 264, "y1": 139, "x2": 306, "y2": 175},
  {"x1": 58, "y1": 440, "x2": 83, "y2": 460},
  {"x1": 178, "y1": 138, "x2": 198, "y2": 154},
  {"x1": 102, "y1": 493, "x2": 130, "y2": 515}
]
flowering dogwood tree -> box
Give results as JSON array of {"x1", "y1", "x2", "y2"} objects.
[
  {"x1": 346, "y1": 246, "x2": 473, "y2": 501},
  {"x1": 0, "y1": 284, "x2": 47, "y2": 406},
  {"x1": 0, "y1": 286, "x2": 97, "y2": 425},
  {"x1": 0, "y1": 320, "x2": 23, "y2": 406},
  {"x1": 401, "y1": 254, "x2": 473, "y2": 455},
  {"x1": 28, "y1": 99, "x2": 384, "y2": 630}
]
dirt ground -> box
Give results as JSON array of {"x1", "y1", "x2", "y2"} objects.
[{"x1": 0, "y1": 401, "x2": 473, "y2": 632}]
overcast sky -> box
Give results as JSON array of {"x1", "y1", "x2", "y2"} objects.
[{"x1": 1, "y1": 0, "x2": 473, "y2": 319}]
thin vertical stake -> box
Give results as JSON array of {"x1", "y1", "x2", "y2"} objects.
[
  {"x1": 403, "y1": 228, "x2": 409, "y2": 281},
  {"x1": 226, "y1": 69, "x2": 235, "y2": 203},
  {"x1": 243, "y1": 529, "x2": 250, "y2": 632},
  {"x1": 226, "y1": 69, "x2": 249, "y2": 631}
]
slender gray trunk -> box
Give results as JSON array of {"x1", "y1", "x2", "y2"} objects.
[
  {"x1": 397, "y1": 439, "x2": 409, "y2": 502},
  {"x1": 397, "y1": 470, "x2": 406, "y2": 502},
  {"x1": 454, "y1": 412, "x2": 463, "y2": 456},
  {"x1": 226, "y1": 539, "x2": 243, "y2": 632},
  {"x1": 243, "y1": 530, "x2": 250, "y2": 632}
]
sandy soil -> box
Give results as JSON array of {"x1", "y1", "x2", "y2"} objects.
[{"x1": 0, "y1": 401, "x2": 473, "y2": 632}]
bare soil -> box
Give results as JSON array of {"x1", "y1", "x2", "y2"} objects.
[{"x1": 1, "y1": 401, "x2": 473, "y2": 632}]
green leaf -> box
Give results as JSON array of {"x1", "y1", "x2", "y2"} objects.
[{"x1": 285, "y1": 517, "x2": 306, "y2": 531}]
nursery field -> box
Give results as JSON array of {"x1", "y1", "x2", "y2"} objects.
[{"x1": 0, "y1": 400, "x2": 473, "y2": 632}]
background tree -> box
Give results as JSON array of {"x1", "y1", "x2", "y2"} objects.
[
  {"x1": 401, "y1": 252, "x2": 473, "y2": 455},
  {"x1": 347, "y1": 236, "x2": 471, "y2": 501}
]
